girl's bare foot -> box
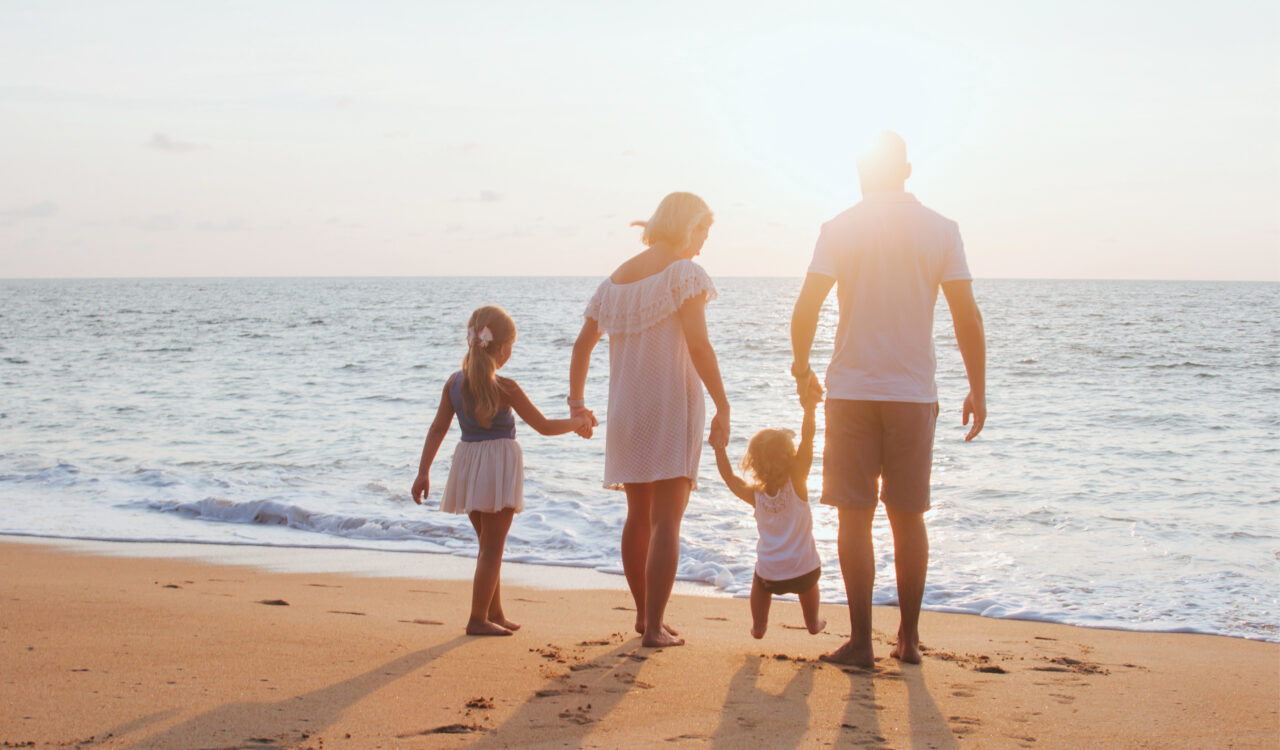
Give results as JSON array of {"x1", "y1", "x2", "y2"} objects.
[
  {"x1": 466, "y1": 619, "x2": 513, "y2": 636},
  {"x1": 807, "y1": 617, "x2": 827, "y2": 635},
  {"x1": 641, "y1": 629, "x2": 685, "y2": 648},
  {"x1": 750, "y1": 624, "x2": 766, "y2": 639},
  {"x1": 490, "y1": 616, "x2": 521, "y2": 631},
  {"x1": 819, "y1": 640, "x2": 874, "y2": 668}
]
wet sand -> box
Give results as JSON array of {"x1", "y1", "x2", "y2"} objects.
[{"x1": 1, "y1": 539, "x2": 1275, "y2": 748}]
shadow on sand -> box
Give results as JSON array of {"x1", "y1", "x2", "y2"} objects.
[{"x1": 120, "y1": 636, "x2": 469, "y2": 749}]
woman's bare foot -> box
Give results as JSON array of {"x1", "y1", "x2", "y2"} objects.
[
  {"x1": 635, "y1": 620, "x2": 680, "y2": 637},
  {"x1": 641, "y1": 629, "x2": 685, "y2": 648},
  {"x1": 819, "y1": 640, "x2": 874, "y2": 668},
  {"x1": 806, "y1": 617, "x2": 827, "y2": 635},
  {"x1": 465, "y1": 619, "x2": 513, "y2": 636},
  {"x1": 490, "y1": 615, "x2": 521, "y2": 632},
  {"x1": 890, "y1": 639, "x2": 921, "y2": 663}
]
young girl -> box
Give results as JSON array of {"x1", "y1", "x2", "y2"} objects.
[
  {"x1": 411, "y1": 305, "x2": 591, "y2": 636},
  {"x1": 713, "y1": 397, "x2": 825, "y2": 639}
]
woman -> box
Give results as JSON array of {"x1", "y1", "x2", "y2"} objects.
[{"x1": 569, "y1": 192, "x2": 730, "y2": 648}]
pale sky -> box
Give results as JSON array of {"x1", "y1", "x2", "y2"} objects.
[{"x1": 1, "y1": 0, "x2": 1276, "y2": 280}]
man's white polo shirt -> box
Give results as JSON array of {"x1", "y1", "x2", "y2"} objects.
[{"x1": 807, "y1": 191, "x2": 971, "y2": 403}]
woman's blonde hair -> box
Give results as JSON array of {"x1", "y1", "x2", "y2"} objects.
[
  {"x1": 741, "y1": 428, "x2": 797, "y2": 492},
  {"x1": 461, "y1": 305, "x2": 516, "y2": 428},
  {"x1": 631, "y1": 192, "x2": 713, "y2": 249}
]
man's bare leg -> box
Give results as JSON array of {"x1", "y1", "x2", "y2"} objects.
[
  {"x1": 821, "y1": 506, "x2": 876, "y2": 667},
  {"x1": 886, "y1": 507, "x2": 928, "y2": 663}
]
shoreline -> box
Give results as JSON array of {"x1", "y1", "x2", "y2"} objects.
[
  {"x1": 2, "y1": 534, "x2": 1269, "y2": 644},
  {"x1": 3, "y1": 538, "x2": 1277, "y2": 748}
]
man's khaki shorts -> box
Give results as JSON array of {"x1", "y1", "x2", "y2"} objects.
[{"x1": 821, "y1": 399, "x2": 939, "y2": 514}]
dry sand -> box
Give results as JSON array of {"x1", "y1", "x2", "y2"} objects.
[{"x1": 1, "y1": 539, "x2": 1275, "y2": 749}]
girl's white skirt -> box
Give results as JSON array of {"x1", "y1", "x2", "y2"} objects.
[{"x1": 441, "y1": 438, "x2": 524, "y2": 514}]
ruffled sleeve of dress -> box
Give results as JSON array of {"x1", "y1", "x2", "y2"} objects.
[{"x1": 584, "y1": 260, "x2": 717, "y2": 336}]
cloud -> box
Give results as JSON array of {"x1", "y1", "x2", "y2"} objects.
[
  {"x1": 0, "y1": 201, "x2": 57, "y2": 226},
  {"x1": 479, "y1": 190, "x2": 502, "y2": 202},
  {"x1": 146, "y1": 133, "x2": 202, "y2": 153},
  {"x1": 194, "y1": 218, "x2": 250, "y2": 232}
]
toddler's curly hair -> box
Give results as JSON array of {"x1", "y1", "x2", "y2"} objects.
[{"x1": 741, "y1": 428, "x2": 797, "y2": 492}]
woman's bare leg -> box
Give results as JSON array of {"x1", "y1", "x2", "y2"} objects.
[
  {"x1": 641, "y1": 477, "x2": 690, "y2": 647},
  {"x1": 622, "y1": 483, "x2": 653, "y2": 634},
  {"x1": 466, "y1": 508, "x2": 515, "y2": 636}
]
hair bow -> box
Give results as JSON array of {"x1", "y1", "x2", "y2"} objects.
[{"x1": 467, "y1": 325, "x2": 494, "y2": 349}]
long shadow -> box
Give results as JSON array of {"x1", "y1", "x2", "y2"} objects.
[
  {"x1": 122, "y1": 636, "x2": 470, "y2": 749},
  {"x1": 833, "y1": 666, "x2": 883, "y2": 748},
  {"x1": 903, "y1": 665, "x2": 959, "y2": 750},
  {"x1": 710, "y1": 654, "x2": 814, "y2": 749},
  {"x1": 469, "y1": 640, "x2": 647, "y2": 748}
]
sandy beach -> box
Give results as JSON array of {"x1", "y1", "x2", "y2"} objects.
[{"x1": 2, "y1": 539, "x2": 1275, "y2": 749}]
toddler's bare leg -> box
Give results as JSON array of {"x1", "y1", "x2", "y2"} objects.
[
  {"x1": 799, "y1": 581, "x2": 826, "y2": 634},
  {"x1": 749, "y1": 576, "x2": 771, "y2": 639}
]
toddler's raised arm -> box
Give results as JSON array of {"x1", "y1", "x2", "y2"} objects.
[
  {"x1": 792, "y1": 401, "x2": 817, "y2": 501},
  {"x1": 713, "y1": 444, "x2": 754, "y2": 505}
]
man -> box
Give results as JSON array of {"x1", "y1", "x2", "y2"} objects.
[{"x1": 790, "y1": 131, "x2": 986, "y2": 667}]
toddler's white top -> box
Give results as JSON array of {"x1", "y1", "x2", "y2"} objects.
[{"x1": 753, "y1": 480, "x2": 822, "y2": 581}]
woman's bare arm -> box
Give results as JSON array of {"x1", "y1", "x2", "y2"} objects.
[{"x1": 676, "y1": 295, "x2": 730, "y2": 448}]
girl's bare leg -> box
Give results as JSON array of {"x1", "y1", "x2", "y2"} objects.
[
  {"x1": 641, "y1": 477, "x2": 690, "y2": 647},
  {"x1": 622, "y1": 483, "x2": 653, "y2": 634},
  {"x1": 749, "y1": 576, "x2": 771, "y2": 639},
  {"x1": 799, "y1": 582, "x2": 826, "y2": 634},
  {"x1": 466, "y1": 508, "x2": 515, "y2": 636}
]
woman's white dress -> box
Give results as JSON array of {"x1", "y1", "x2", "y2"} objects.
[{"x1": 584, "y1": 259, "x2": 716, "y2": 490}]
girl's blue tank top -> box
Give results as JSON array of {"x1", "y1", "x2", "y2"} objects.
[{"x1": 449, "y1": 371, "x2": 516, "y2": 442}]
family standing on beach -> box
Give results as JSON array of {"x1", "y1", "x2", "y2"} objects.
[{"x1": 411, "y1": 132, "x2": 987, "y2": 667}]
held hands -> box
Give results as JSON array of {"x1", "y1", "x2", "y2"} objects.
[
  {"x1": 410, "y1": 474, "x2": 429, "y2": 505},
  {"x1": 962, "y1": 391, "x2": 986, "y2": 442},
  {"x1": 795, "y1": 368, "x2": 824, "y2": 409},
  {"x1": 570, "y1": 405, "x2": 597, "y2": 439},
  {"x1": 708, "y1": 409, "x2": 730, "y2": 450}
]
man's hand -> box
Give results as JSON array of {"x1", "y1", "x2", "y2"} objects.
[
  {"x1": 795, "y1": 368, "x2": 824, "y2": 408},
  {"x1": 962, "y1": 391, "x2": 985, "y2": 441},
  {"x1": 410, "y1": 474, "x2": 429, "y2": 505}
]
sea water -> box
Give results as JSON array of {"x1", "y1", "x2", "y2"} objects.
[{"x1": 1, "y1": 277, "x2": 1276, "y2": 641}]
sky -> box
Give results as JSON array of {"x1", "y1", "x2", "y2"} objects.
[{"x1": 1, "y1": 0, "x2": 1276, "y2": 280}]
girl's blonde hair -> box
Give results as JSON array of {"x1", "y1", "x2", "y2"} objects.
[
  {"x1": 741, "y1": 428, "x2": 797, "y2": 492},
  {"x1": 631, "y1": 192, "x2": 713, "y2": 249},
  {"x1": 461, "y1": 305, "x2": 516, "y2": 428}
]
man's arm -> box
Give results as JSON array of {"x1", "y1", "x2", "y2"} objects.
[
  {"x1": 941, "y1": 279, "x2": 986, "y2": 441},
  {"x1": 790, "y1": 273, "x2": 835, "y2": 404}
]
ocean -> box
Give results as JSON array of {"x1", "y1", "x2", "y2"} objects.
[{"x1": 1, "y1": 277, "x2": 1276, "y2": 641}]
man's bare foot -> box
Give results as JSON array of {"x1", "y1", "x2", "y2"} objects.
[
  {"x1": 806, "y1": 617, "x2": 827, "y2": 635},
  {"x1": 890, "y1": 639, "x2": 921, "y2": 663},
  {"x1": 635, "y1": 620, "x2": 680, "y2": 637},
  {"x1": 641, "y1": 630, "x2": 685, "y2": 648},
  {"x1": 465, "y1": 619, "x2": 513, "y2": 636},
  {"x1": 490, "y1": 616, "x2": 521, "y2": 631},
  {"x1": 819, "y1": 640, "x2": 874, "y2": 668}
]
